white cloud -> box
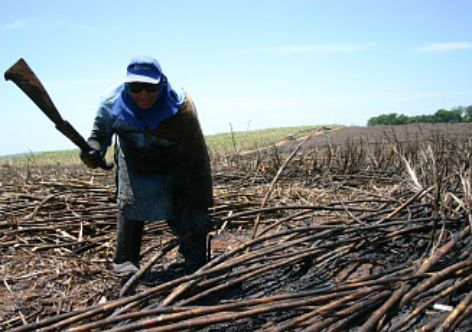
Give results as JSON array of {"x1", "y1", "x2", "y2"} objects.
[
  {"x1": 418, "y1": 42, "x2": 472, "y2": 52},
  {"x1": 0, "y1": 17, "x2": 109, "y2": 33},
  {"x1": 0, "y1": 19, "x2": 28, "y2": 31},
  {"x1": 245, "y1": 43, "x2": 375, "y2": 55}
]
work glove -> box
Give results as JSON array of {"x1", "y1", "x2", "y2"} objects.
[{"x1": 80, "y1": 148, "x2": 106, "y2": 169}]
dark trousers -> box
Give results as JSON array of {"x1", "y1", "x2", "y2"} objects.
[
  {"x1": 167, "y1": 213, "x2": 209, "y2": 271},
  {"x1": 113, "y1": 209, "x2": 209, "y2": 271},
  {"x1": 113, "y1": 212, "x2": 144, "y2": 266}
]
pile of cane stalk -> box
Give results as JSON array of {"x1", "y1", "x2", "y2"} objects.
[{"x1": 1, "y1": 127, "x2": 472, "y2": 331}]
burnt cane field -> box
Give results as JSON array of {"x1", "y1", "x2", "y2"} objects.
[{"x1": 1, "y1": 123, "x2": 472, "y2": 331}]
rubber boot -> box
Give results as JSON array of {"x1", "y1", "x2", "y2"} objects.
[
  {"x1": 166, "y1": 216, "x2": 209, "y2": 273},
  {"x1": 113, "y1": 212, "x2": 144, "y2": 268},
  {"x1": 180, "y1": 230, "x2": 208, "y2": 274}
]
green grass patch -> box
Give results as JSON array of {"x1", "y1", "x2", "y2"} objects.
[
  {"x1": 1, "y1": 150, "x2": 83, "y2": 168},
  {"x1": 1, "y1": 125, "x2": 327, "y2": 167},
  {"x1": 206, "y1": 125, "x2": 321, "y2": 154}
]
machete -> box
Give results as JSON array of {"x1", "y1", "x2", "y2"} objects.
[{"x1": 4, "y1": 58, "x2": 112, "y2": 170}]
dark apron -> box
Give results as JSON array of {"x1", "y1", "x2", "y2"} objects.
[{"x1": 115, "y1": 139, "x2": 183, "y2": 222}]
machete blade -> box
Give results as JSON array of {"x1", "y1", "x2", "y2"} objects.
[
  {"x1": 4, "y1": 58, "x2": 114, "y2": 170},
  {"x1": 4, "y1": 58, "x2": 64, "y2": 125}
]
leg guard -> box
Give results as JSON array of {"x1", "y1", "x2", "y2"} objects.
[
  {"x1": 113, "y1": 212, "x2": 144, "y2": 267},
  {"x1": 180, "y1": 227, "x2": 208, "y2": 273},
  {"x1": 167, "y1": 207, "x2": 210, "y2": 273}
]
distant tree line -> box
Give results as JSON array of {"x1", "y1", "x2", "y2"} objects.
[{"x1": 367, "y1": 105, "x2": 472, "y2": 126}]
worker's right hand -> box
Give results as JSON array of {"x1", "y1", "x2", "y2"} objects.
[{"x1": 80, "y1": 148, "x2": 106, "y2": 169}]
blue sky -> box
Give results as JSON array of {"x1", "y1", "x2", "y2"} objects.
[{"x1": 0, "y1": 0, "x2": 471, "y2": 155}]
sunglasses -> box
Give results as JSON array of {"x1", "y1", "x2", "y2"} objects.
[{"x1": 127, "y1": 82, "x2": 159, "y2": 93}]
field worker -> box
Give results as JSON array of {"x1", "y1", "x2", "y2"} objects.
[{"x1": 80, "y1": 56, "x2": 213, "y2": 274}]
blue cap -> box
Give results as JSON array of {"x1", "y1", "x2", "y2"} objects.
[{"x1": 125, "y1": 56, "x2": 162, "y2": 84}]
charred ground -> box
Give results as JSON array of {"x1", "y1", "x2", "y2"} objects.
[{"x1": 1, "y1": 123, "x2": 472, "y2": 331}]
